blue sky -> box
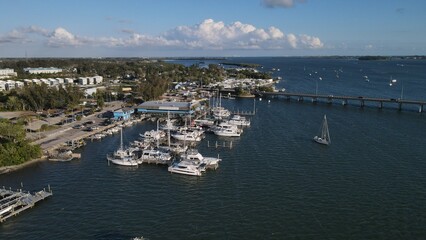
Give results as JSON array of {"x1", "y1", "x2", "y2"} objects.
[{"x1": 0, "y1": 0, "x2": 425, "y2": 57}]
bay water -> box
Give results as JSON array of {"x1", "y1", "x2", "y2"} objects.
[{"x1": 1, "y1": 57, "x2": 426, "y2": 239}]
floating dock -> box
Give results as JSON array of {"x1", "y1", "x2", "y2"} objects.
[{"x1": 0, "y1": 186, "x2": 52, "y2": 223}]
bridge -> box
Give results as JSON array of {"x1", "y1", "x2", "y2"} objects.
[{"x1": 256, "y1": 92, "x2": 426, "y2": 113}]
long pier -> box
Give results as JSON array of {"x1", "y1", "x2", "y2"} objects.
[
  {"x1": 0, "y1": 186, "x2": 52, "y2": 222},
  {"x1": 257, "y1": 92, "x2": 425, "y2": 113}
]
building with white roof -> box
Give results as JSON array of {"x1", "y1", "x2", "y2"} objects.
[{"x1": 23, "y1": 67, "x2": 62, "y2": 74}]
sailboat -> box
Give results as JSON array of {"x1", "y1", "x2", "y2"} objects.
[
  {"x1": 107, "y1": 127, "x2": 138, "y2": 166},
  {"x1": 313, "y1": 114, "x2": 331, "y2": 145}
]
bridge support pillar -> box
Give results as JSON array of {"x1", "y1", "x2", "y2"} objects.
[
  {"x1": 419, "y1": 105, "x2": 423, "y2": 113},
  {"x1": 312, "y1": 97, "x2": 317, "y2": 103},
  {"x1": 327, "y1": 98, "x2": 332, "y2": 104},
  {"x1": 360, "y1": 100, "x2": 365, "y2": 108},
  {"x1": 379, "y1": 101, "x2": 383, "y2": 109},
  {"x1": 342, "y1": 100, "x2": 347, "y2": 106},
  {"x1": 297, "y1": 97, "x2": 303, "y2": 102},
  {"x1": 398, "y1": 103, "x2": 402, "y2": 111}
]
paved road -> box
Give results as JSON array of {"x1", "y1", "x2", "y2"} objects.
[{"x1": 30, "y1": 101, "x2": 124, "y2": 151}]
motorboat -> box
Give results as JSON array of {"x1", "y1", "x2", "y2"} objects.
[
  {"x1": 213, "y1": 122, "x2": 242, "y2": 137},
  {"x1": 140, "y1": 149, "x2": 172, "y2": 164},
  {"x1": 181, "y1": 149, "x2": 221, "y2": 171},
  {"x1": 168, "y1": 160, "x2": 202, "y2": 176},
  {"x1": 171, "y1": 130, "x2": 202, "y2": 142},
  {"x1": 228, "y1": 115, "x2": 250, "y2": 127},
  {"x1": 194, "y1": 118, "x2": 215, "y2": 127},
  {"x1": 211, "y1": 106, "x2": 231, "y2": 119}
]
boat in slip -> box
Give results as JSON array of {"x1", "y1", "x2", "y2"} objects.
[
  {"x1": 106, "y1": 127, "x2": 138, "y2": 166},
  {"x1": 140, "y1": 149, "x2": 172, "y2": 165},
  {"x1": 313, "y1": 114, "x2": 331, "y2": 146},
  {"x1": 228, "y1": 115, "x2": 251, "y2": 127},
  {"x1": 213, "y1": 122, "x2": 243, "y2": 137},
  {"x1": 181, "y1": 149, "x2": 221, "y2": 171},
  {"x1": 168, "y1": 160, "x2": 203, "y2": 176},
  {"x1": 107, "y1": 149, "x2": 138, "y2": 166},
  {"x1": 171, "y1": 130, "x2": 202, "y2": 142}
]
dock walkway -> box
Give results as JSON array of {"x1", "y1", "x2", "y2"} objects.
[{"x1": 0, "y1": 186, "x2": 52, "y2": 222}]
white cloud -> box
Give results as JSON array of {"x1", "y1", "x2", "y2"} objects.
[
  {"x1": 262, "y1": 0, "x2": 305, "y2": 8},
  {"x1": 0, "y1": 19, "x2": 324, "y2": 52},
  {"x1": 299, "y1": 34, "x2": 323, "y2": 49},
  {"x1": 162, "y1": 19, "x2": 322, "y2": 50},
  {"x1": 48, "y1": 27, "x2": 82, "y2": 47}
]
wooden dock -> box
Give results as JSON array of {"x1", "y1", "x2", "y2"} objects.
[
  {"x1": 0, "y1": 186, "x2": 52, "y2": 223},
  {"x1": 257, "y1": 92, "x2": 426, "y2": 112}
]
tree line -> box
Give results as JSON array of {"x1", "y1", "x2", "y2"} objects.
[{"x1": 0, "y1": 119, "x2": 42, "y2": 167}]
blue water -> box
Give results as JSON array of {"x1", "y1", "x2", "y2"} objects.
[{"x1": 1, "y1": 57, "x2": 426, "y2": 239}]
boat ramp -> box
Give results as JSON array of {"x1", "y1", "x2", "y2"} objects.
[{"x1": 0, "y1": 186, "x2": 52, "y2": 223}]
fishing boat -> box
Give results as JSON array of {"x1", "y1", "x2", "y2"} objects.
[{"x1": 313, "y1": 114, "x2": 331, "y2": 145}]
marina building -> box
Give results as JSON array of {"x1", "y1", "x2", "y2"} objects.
[{"x1": 136, "y1": 100, "x2": 198, "y2": 115}]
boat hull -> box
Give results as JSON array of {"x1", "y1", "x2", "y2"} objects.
[{"x1": 313, "y1": 136, "x2": 329, "y2": 145}]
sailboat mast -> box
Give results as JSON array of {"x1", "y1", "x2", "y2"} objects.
[{"x1": 120, "y1": 127, "x2": 123, "y2": 150}]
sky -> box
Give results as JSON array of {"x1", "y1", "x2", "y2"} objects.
[{"x1": 0, "y1": 0, "x2": 425, "y2": 57}]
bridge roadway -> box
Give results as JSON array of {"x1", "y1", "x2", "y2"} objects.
[{"x1": 256, "y1": 92, "x2": 426, "y2": 112}]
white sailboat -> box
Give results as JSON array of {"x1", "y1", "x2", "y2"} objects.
[
  {"x1": 313, "y1": 114, "x2": 331, "y2": 145},
  {"x1": 107, "y1": 127, "x2": 138, "y2": 166}
]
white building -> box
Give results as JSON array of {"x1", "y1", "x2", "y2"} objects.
[
  {"x1": 24, "y1": 67, "x2": 62, "y2": 74},
  {"x1": 32, "y1": 79, "x2": 41, "y2": 85},
  {"x1": 93, "y1": 76, "x2": 103, "y2": 84},
  {"x1": 78, "y1": 77, "x2": 88, "y2": 85},
  {"x1": 56, "y1": 78, "x2": 64, "y2": 84},
  {"x1": 64, "y1": 78, "x2": 74, "y2": 84},
  {"x1": 0, "y1": 68, "x2": 17, "y2": 79},
  {"x1": 0, "y1": 80, "x2": 6, "y2": 91},
  {"x1": 84, "y1": 87, "x2": 98, "y2": 97},
  {"x1": 15, "y1": 81, "x2": 24, "y2": 88},
  {"x1": 5, "y1": 80, "x2": 16, "y2": 91},
  {"x1": 48, "y1": 78, "x2": 59, "y2": 86}
]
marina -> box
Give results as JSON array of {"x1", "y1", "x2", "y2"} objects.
[{"x1": 1, "y1": 57, "x2": 426, "y2": 239}]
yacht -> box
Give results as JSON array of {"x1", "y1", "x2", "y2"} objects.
[
  {"x1": 228, "y1": 115, "x2": 250, "y2": 127},
  {"x1": 140, "y1": 149, "x2": 172, "y2": 164},
  {"x1": 171, "y1": 130, "x2": 202, "y2": 142},
  {"x1": 194, "y1": 118, "x2": 215, "y2": 127},
  {"x1": 213, "y1": 122, "x2": 243, "y2": 137},
  {"x1": 181, "y1": 149, "x2": 221, "y2": 171},
  {"x1": 211, "y1": 106, "x2": 231, "y2": 119},
  {"x1": 168, "y1": 160, "x2": 203, "y2": 176}
]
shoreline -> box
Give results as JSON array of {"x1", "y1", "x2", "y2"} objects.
[{"x1": 0, "y1": 156, "x2": 47, "y2": 175}]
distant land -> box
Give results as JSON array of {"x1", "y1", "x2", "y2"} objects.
[
  {"x1": 1, "y1": 56, "x2": 426, "y2": 61},
  {"x1": 358, "y1": 55, "x2": 426, "y2": 61}
]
